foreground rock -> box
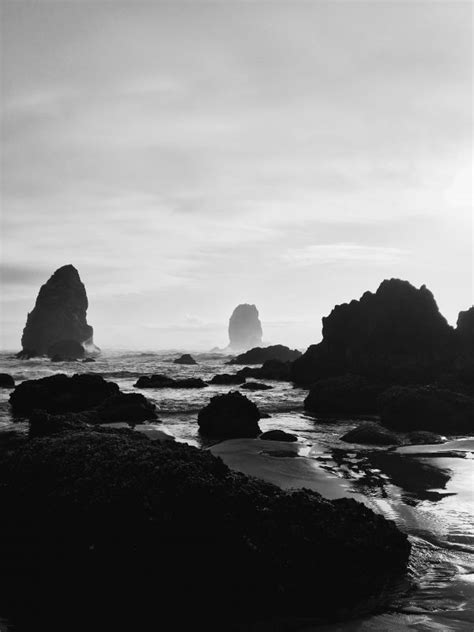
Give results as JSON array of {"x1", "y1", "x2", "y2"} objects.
[
  {"x1": 10, "y1": 373, "x2": 119, "y2": 415},
  {"x1": 292, "y1": 279, "x2": 454, "y2": 386},
  {"x1": 17, "y1": 265, "x2": 99, "y2": 358},
  {"x1": 135, "y1": 375, "x2": 207, "y2": 389},
  {"x1": 305, "y1": 375, "x2": 385, "y2": 415},
  {"x1": 0, "y1": 427, "x2": 410, "y2": 630},
  {"x1": 230, "y1": 344, "x2": 302, "y2": 365},
  {"x1": 0, "y1": 374, "x2": 15, "y2": 388},
  {"x1": 173, "y1": 354, "x2": 197, "y2": 365},
  {"x1": 228, "y1": 303, "x2": 263, "y2": 351},
  {"x1": 341, "y1": 422, "x2": 402, "y2": 446},
  {"x1": 260, "y1": 430, "x2": 298, "y2": 442},
  {"x1": 379, "y1": 386, "x2": 474, "y2": 434},
  {"x1": 198, "y1": 391, "x2": 261, "y2": 438}
]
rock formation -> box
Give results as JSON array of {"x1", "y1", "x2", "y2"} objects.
[
  {"x1": 229, "y1": 344, "x2": 301, "y2": 365},
  {"x1": 198, "y1": 391, "x2": 262, "y2": 438},
  {"x1": 173, "y1": 354, "x2": 197, "y2": 365},
  {"x1": 18, "y1": 264, "x2": 98, "y2": 358},
  {"x1": 134, "y1": 375, "x2": 207, "y2": 389},
  {"x1": 228, "y1": 304, "x2": 263, "y2": 351},
  {"x1": 259, "y1": 429, "x2": 298, "y2": 442},
  {"x1": 0, "y1": 374, "x2": 15, "y2": 388},
  {"x1": 456, "y1": 306, "x2": 474, "y2": 349},
  {"x1": 341, "y1": 422, "x2": 402, "y2": 446},
  {"x1": 304, "y1": 375, "x2": 385, "y2": 416},
  {"x1": 292, "y1": 279, "x2": 455, "y2": 385}
]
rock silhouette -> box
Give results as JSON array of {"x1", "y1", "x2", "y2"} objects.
[
  {"x1": 292, "y1": 279, "x2": 454, "y2": 386},
  {"x1": 198, "y1": 391, "x2": 261, "y2": 438},
  {"x1": 228, "y1": 304, "x2": 263, "y2": 351},
  {"x1": 229, "y1": 344, "x2": 301, "y2": 365},
  {"x1": 18, "y1": 265, "x2": 98, "y2": 358},
  {"x1": 47, "y1": 339, "x2": 85, "y2": 361},
  {"x1": 173, "y1": 354, "x2": 197, "y2": 365},
  {"x1": 0, "y1": 374, "x2": 15, "y2": 388}
]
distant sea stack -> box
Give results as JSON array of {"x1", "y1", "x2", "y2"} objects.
[
  {"x1": 228, "y1": 304, "x2": 263, "y2": 351},
  {"x1": 18, "y1": 265, "x2": 99, "y2": 358},
  {"x1": 292, "y1": 279, "x2": 455, "y2": 385}
]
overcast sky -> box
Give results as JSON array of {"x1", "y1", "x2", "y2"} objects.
[{"x1": 1, "y1": 1, "x2": 472, "y2": 350}]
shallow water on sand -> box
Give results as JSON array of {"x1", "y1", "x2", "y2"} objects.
[{"x1": 0, "y1": 351, "x2": 473, "y2": 630}]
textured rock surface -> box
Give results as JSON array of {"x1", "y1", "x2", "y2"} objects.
[
  {"x1": 19, "y1": 265, "x2": 97, "y2": 357},
  {"x1": 228, "y1": 304, "x2": 263, "y2": 351},
  {"x1": 230, "y1": 344, "x2": 301, "y2": 365},
  {"x1": 378, "y1": 386, "x2": 474, "y2": 434},
  {"x1": 341, "y1": 422, "x2": 402, "y2": 446},
  {"x1": 198, "y1": 391, "x2": 261, "y2": 438},
  {"x1": 292, "y1": 279, "x2": 454, "y2": 386},
  {"x1": 0, "y1": 427, "x2": 410, "y2": 630}
]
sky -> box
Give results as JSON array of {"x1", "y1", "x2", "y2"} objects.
[{"x1": 0, "y1": 0, "x2": 472, "y2": 351}]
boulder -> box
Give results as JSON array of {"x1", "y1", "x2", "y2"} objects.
[
  {"x1": 259, "y1": 430, "x2": 298, "y2": 442},
  {"x1": 198, "y1": 391, "x2": 261, "y2": 438},
  {"x1": 29, "y1": 410, "x2": 92, "y2": 438},
  {"x1": 47, "y1": 339, "x2": 85, "y2": 360},
  {"x1": 209, "y1": 373, "x2": 246, "y2": 385},
  {"x1": 0, "y1": 374, "x2": 15, "y2": 388},
  {"x1": 9, "y1": 373, "x2": 120, "y2": 415},
  {"x1": 378, "y1": 386, "x2": 474, "y2": 434},
  {"x1": 228, "y1": 304, "x2": 263, "y2": 351},
  {"x1": 341, "y1": 422, "x2": 402, "y2": 446},
  {"x1": 0, "y1": 427, "x2": 410, "y2": 630},
  {"x1": 292, "y1": 279, "x2": 455, "y2": 386},
  {"x1": 173, "y1": 354, "x2": 197, "y2": 365},
  {"x1": 18, "y1": 265, "x2": 99, "y2": 357},
  {"x1": 304, "y1": 375, "x2": 385, "y2": 415},
  {"x1": 241, "y1": 382, "x2": 273, "y2": 391},
  {"x1": 406, "y1": 431, "x2": 445, "y2": 445},
  {"x1": 96, "y1": 393, "x2": 157, "y2": 423},
  {"x1": 135, "y1": 375, "x2": 207, "y2": 389},
  {"x1": 229, "y1": 345, "x2": 302, "y2": 365}
]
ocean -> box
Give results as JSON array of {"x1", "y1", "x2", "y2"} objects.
[{"x1": 0, "y1": 350, "x2": 473, "y2": 631}]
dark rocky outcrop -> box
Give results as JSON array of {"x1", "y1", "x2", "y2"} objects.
[
  {"x1": 378, "y1": 386, "x2": 474, "y2": 434},
  {"x1": 95, "y1": 393, "x2": 157, "y2": 423},
  {"x1": 406, "y1": 431, "x2": 444, "y2": 445},
  {"x1": 0, "y1": 426, "x2": 410, "y2": 631},
  {"x1": 235, "y1": 360, "x2": 293, "y2": 381},
  {"x1": 292, "y1": 279, "x2": 455, "y2": 386},
  {"x1": 260, "y1": 430, "x2": 298, "y2": 442},
  {"x1": 9, "y1": 373, "x2": 119, "y2": 415},
  {"x1": 198, "y1": 391, "x2": 262, "y2": 438},
  {"x1": 241, "y1": 382, "x2": 273, "y2": 391},
  {"x1": 456, "y1": 306, "x2": 474, "y2": 350},
  {"x1": 47, "y1": 339, "x2": 85, "y2": 360},
  {"x1": 0, "y1": 374, "x2": 15, "y2": 388},
  {"x1": 304, "y1": 375, "x2": 385, "y2": 416},
  {"x1": 173, "y1": 354, "x2": 197, "y2": 365},
  {"x1": 230, "y1": 344, "x2": 301, "y2": 365},
  {"x1": 135, "y1": 375, "x2": 207, "y2": 389},
  {"x1": 209, "y1": 373, "x2": 246, "y2": 385},
  {"x1": 18, "y1": 265, "x2": 98, "y2": 358},
  {"x1": 341, "y1": 422, "x2": 402, "y2": 446},
  {"x1": 228, "y1": 304, "x2": 263, "y2": 351}
]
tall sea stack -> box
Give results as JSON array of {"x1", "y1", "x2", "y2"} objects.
[
  {"x1": 19, "y1": 265, "x2": 98, "y2": 358},
  {"x1": 228, "y1": 304, "x2": 263, "y2": 351}
]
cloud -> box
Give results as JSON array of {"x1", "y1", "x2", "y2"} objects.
[{"x1": 283, "y1": 244, "x2": 407, "y2": 267}]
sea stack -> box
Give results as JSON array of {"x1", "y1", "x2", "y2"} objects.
[
  {"x1": 18, "y1": 265, "x2": 98, "y2": 358},
  {"x1": 228, "y1": 303, "x2": 263, "y2": 351}
]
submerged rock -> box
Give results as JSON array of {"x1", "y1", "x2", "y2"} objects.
[
  {"x1": 292, "y1": 279, "x2": 454, "y2": 386},
  {"x1": 209, "y1": 373, "x2": 246, "y2": 385},
  {"x1": 304, "y1": 375, "x2": 385, "y2": 416},
  {"x1": 241, "y1": 382, "x2": 273, "y2": 391},
  {"x1": 18, "y1": 265, "x2": 99, "y2": 358},
  {"x1": 0, "y1": 374, "x2": 15, "y2": 388},
  {"x1": 259, "y1": 430, "x2": 298, "y2": 442},
  {"x1": 378, "y1": 386, "x2": 474, "y2": 434},
  {"x1": 9, "y1": 373, "x2": 120, "y2": 415},
  {"x1": 0, "y1": 427, "x2": 410, "y2": 630},
  {"x1": 228, "y1": 304, "x2": 263, "y2": 351},
  {"x1": 341, "y1": 422, "x2": 402, "y2": 446},
  {"x1": 229, "y1": 345, "x2": 301, "y2": 365},
  {"x1": 198, "y1": 391, "x2": 261, "y2": 438},
  {"x1": 173, "y1": 354, "x2": 197, "y2": 365},
  {"x1": 135, "y1": 375, "x2": 207, "y2": 389}
]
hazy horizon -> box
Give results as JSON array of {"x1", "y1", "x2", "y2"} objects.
[{"x1": 1, "y1": 1, "x2": 472, "y2": 351}]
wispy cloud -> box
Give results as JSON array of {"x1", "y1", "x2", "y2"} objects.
[{"x1": 283, "y1": 244, "x2": 407, "y2": 267}]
